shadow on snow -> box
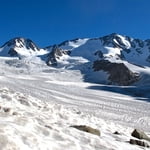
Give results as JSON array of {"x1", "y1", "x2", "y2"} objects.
[{"x1": 87, "y1": 84, "x2": 150, "y2": 102}]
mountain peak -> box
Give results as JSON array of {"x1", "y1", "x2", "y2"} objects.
[
  {"x1": 1, "y1": 37, "x2": 40, "y2": 51},
  {"x1": 0, "y1": 37, "x2": 43, "y2": 57}
]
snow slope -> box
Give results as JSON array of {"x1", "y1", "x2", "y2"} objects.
[
  {"x1": 45, "y1": 33, "x2": 150, "y2": 67},
  {"x1": 0, "y1": 59, "x2": 149, "y2": 149},
  {"x1": 0, "y1": 87, "x2": 149, "y2": 150}
]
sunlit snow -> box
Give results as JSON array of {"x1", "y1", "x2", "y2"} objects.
[
  {"x1": 0, "y1": 58, "x2": 149, "y2": 150},
  {"x1": 0, "y1": 34, "x2": 150, "y2": 150}
]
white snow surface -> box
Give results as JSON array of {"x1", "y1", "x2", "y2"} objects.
[
  {"x1": 60, "y1": 38, "x2": 89, "y2": 50},
  {"x1": 0, "y1": 57, "x2": 149, "y2": 150},
  {"x1": 117, "y1": 34, "x2": 131, "y2": 49},
  {"x1": 0, "y1": 45, "x2": 48, "y2": 57}
]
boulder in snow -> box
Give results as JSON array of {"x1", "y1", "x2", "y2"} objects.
[
  {"x1": 130, "y1": 139, "x2": 149, "y2": 148},
  {"x1": 70, "y1": 125, "x2": 100, "y2": 136},
  {"x1": 131, "y1": 129, "x2": 150, "y2": 141}
]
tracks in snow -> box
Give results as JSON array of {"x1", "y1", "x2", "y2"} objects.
[{"x1": 0, "y1": 72, "x2": 150, "y2": 131}]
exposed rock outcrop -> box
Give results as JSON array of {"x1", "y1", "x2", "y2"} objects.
[
  {"x1": 131, "y1": 129, "x2": 150, "y2": 141},
  {"x1": 93, "y1": 60, "x2": 139, "y2": 86},
  {"x1": 130, "y1": 139, "x2": 149, "y2": 148},
  {"x1": 46, "y1": 45, "x2": 71, "y2": 66},
  {"x1": 113, "y1": 131, "x2": 121, "y2": 135}
]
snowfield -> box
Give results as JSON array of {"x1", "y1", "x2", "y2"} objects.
[
  {"x1": 0, "y1": 58, "x2": 149, "y2": 150},
  {"x1": 0, "y1": 88, "x2": 149, "y2": 150}
]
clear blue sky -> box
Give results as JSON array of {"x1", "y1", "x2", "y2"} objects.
[{"x1": 0, "y1": 0, "x2": 150, "y2": 47}]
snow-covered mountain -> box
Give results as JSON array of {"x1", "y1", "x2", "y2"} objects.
[
  {"x1": 45, "y1": 33, "x2": 150, "y2": 67},
  {"x1": 1, "y1": 33, "x2": 150, "y2": 85},
  {"x1": 44, "y1": 33, "x2": 150, "y2": 85},
  {"x1": 0, "y1": 37, "x2": 48, "y2": 58},
  {"x1": 0, "y1": 34, "x2": 150, "y2": 150}
]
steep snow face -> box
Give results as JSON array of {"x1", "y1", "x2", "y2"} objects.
[
  {"x1": 0, "y1": 38, "x2": 48, "y2": 58},
  {"x1": 45, "y1": 38, "x2": 89, "y2": 52},
  {"x1": 46, "y1": 33, "x2": 150, "y2": 67},
  {"x1": 100, "y1": 33, "x2": 150, "y2": 66},
  {"x1": 59, "y1": 38, "x2": 89, "y2": 50},
  {"x1": 100, "y1": 33, "x2": 132, "y2": 49}
]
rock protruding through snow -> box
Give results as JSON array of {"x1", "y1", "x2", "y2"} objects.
[
  {"x1": 70, "y1": 125, "x2": 100, "y2": 136},
  {"x1": 0, "y1": 88, "x2": 149, "y2": 150},
  {"x1": 130, "y1": 139, "x2": 150, "y2": 148},
  {"x1": 131, "y1": 129, "x2": 150, "y2": 141},
  {"x1": 93, "y1": 60, "x2": 139, "y2": 85}
]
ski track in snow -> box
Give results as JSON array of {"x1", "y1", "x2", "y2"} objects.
[{"x1": 0, "y1": 64, "x2": 149, "y2": 149}]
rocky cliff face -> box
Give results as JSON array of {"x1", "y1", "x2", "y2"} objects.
[
  {"x1": 93, "y1": 60, "x2": 139, "y2": 85},
  {"x1": 46, "y1": 45, "x2": 71, "y2": 66}
]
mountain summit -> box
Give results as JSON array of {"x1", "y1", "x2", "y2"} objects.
[{"x1": 0, "y1": 37, "x2": 47, "y2": 58}]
